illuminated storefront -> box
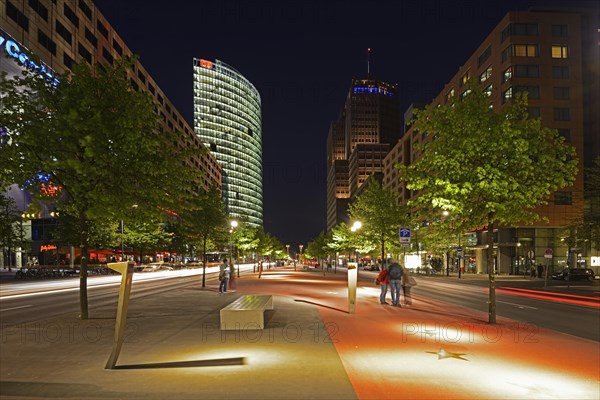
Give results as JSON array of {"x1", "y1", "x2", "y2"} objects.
[{"x1": 193, "y1": 58, "x2": 263, "y2": 228}]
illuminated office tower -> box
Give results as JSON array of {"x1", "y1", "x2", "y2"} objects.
[{"x1": 193, "y1": 58, "x2": 263, "y2": 228}]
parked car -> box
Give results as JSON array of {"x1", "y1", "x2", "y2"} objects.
[{"x1": 551, "y1": 268, "x2": 595, "y2": 281}]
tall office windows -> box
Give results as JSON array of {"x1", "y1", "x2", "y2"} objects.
[
  {"x1": 28, "y1": 0, "x2": 48, "y2": 21},
  {"x1": 553, "y1": 108, "x2": 570, "y2": 121},
  {"x1": 501, "y1": 23, "x2": 539, "y2": 42},
  {"x1": 557, "y1": 129, "x2": 571, "y2": 142},
  {"x1": 554, "y1": 192, "x2": 572, "y2": 205},
  {"x1": 551, "y1": 45, "x2": 568, "y2": 59},
  {"x1": 37, "y1": 29, "x2": 56, "y2": 55},
  {"x1": 78, "y1": 42, "x2": 92, "y2": 63},
  {"x1": 479, "y1": 65, "x2": 492, "y2": 83},
  {"x1": 552, "y1": 24, "x2": 568, "y2": 37},
  {"x1": 6, "y1": 1, "x2": 29, "y2": 31},
  {"x1": 478, "y1": 46, "x2": 492, "y2": 67},
  {"x1": 553, "y1": 87, "x2": 570, "y2": 100},
  {"x1": 552, "y1": 66, "x2": 569, "y2": 79},
  {"x1": 55, "y1": 20, "x2": 72, "y2": 44},
  {"x1": 97, "y1": 20, "x2": 109, "y2": 39},
  {"x1": 501, "y1": 44, "x2": 538, "y2": 62},
  {"x1": 63, "y1": 4, "x2": 79, "y2": 28}
]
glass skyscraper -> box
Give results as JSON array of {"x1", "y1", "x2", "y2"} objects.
[{"x1": 193, "y1": 58, "x2": 263, "y2": 228}]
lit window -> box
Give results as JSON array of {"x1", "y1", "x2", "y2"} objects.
[
  {"x1": 503, "y1": 66, "x2": 513, "y2": 82},
  {"x1": 479, "y1": 66, "x2": 492, "y2": 83},
  {"x1": 551, "y1": 45, "x2": 568, "y2": 58}
]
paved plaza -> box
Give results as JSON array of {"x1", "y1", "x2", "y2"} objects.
[{"x1": 1, "y1": 265, "x2": 599, "y2": 399}]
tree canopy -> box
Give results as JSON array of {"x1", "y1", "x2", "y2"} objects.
[
  {"x1": 0, "y1": 58, "x2": 204, "y2": 318},
  {"x1": 399, "y1": 83, "x2": 578, "y2": 323},
  {"x1": 348, "y1": 177, "x2": 409, "y2": 262}
]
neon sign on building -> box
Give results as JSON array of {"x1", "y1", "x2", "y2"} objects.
[{"x1": 0, "y1": 31, "x2": 60, "y2": 87}]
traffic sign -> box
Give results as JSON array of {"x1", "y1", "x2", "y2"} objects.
[
  {"x1": 544, "y1": 248, "x2": 553, "y2": 259},
  {"x1": 399, "y1": 227, "x2": 411, "y2": 244},
  {"x1": 457, "y1": 246, "x2": 462, "y2": 257}
]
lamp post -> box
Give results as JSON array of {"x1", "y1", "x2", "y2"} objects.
[
  {"x1": 230, "y1": 220, "x2": 238, "y2": 277},
  {"x1": 299, "y1": 244, "x2": 303, "y2": 263},
  {"x1": 286, "y1": 244, "x2": 290, "y2": 262}
]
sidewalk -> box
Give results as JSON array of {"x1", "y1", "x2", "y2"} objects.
[{"x1": 1, "y1": 265, "x2": 598, "y2": 399}]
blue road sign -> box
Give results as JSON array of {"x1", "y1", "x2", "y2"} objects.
[{"x1": 399, "y1": 227, "x2": 411, "y2": 244}]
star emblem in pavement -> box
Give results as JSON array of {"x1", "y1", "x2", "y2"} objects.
[{"x1": 426, "y1": 349, "x2": 469, "y2": 361}]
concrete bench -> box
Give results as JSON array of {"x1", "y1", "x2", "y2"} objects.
[{"x1": 220, "y1": 294, "x2": 274, "y2": 330}]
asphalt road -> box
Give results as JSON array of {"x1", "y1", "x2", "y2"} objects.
[
  {"x1": 1, "y1": 267, "x2": 598, "y2": 342},
  {"x1": 411, "y1": 275, "x2": 600, "y2": 342}
]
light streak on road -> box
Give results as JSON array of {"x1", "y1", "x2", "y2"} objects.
[
  {"x1": 0, "y1": 264, "x2": 253, "y2": 300},
  {"x1": 0, "y1": 304, "x2": 32, "y2": 312},
  {"x1": 496, "y1": 287, "x2": 600, "y2": 308}
]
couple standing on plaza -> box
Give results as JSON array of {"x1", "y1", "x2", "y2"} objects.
[
  {"x1": 375, "y1": 259, "x2": 417, "y2": 306},
  {"x1": 218, "y1": 258, "x2": 236, "y2": 293}
]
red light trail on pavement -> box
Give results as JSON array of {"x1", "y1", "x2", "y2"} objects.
[{"x1": 496, "y1": 287, "x2": 600, "y2": 308}]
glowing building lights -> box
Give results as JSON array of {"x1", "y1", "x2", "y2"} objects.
[{"x1": 193, "y1": 58, "x2": 263, "y2": 228}]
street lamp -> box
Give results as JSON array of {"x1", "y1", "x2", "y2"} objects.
[
  {"x1": 286, "y1": 244, "x2": 290, "y2": 261},
  {"x1": 350, "y1": 221, "x2": 362, "y2": 264},
  {"x1": 230, "y1": 220, "x2": 238, "y2": 277}
]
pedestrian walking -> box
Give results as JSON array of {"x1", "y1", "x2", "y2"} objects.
[
  {"x1": 375, "y1": 265, "x2": 390, "y2": 304},
  {"x1": 402, "y1": 268, "x2": 417, "y2": 306},
  {"x1": 219, "y1": 258, "x2": 230, "y2": 293},
  {"x1": 387, "y1": 259, "x2": 403, "y2": 307}
]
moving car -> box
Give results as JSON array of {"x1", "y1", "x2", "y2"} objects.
[{"x1": 551, "y1": 268, "x2": 595, "y2": 281}]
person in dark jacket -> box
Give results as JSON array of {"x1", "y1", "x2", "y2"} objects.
[
  {"x1": 387, "y1": 259, "x2": 403, "y2": 307},
  {"x1": 376, "y1": 266, "x2": 390, "y2": 304}
]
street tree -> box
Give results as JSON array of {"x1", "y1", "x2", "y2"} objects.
[
  {"x1": 0, "y1": 193, "x2": 26, "y2": 270},
  {"x1": 179, "y1": 184, "x2": 227, "y2": 286},
  {"x1": 399, "y1": 83, "x2": 578, "y2": 324},
  {"x1": 0, "y1": 58, "x2": 203, "y2": 319},
  {"x1": 348, "y1": 176, "x2": 410, "y2": 264}
]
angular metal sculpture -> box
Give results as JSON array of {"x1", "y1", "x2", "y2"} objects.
[{"x1": 105, "y1": 261, "x2": 134, "y2": 369}]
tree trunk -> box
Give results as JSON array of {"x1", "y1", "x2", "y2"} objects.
[
  {"x1": 487, "y1": 221, "x2": 496, "y2": 324},
  {"x1": 79, "y1": 214, "x2": 89, "y2": 320},
  {"x1": 381, "y1": 235, "x2": 385, "y2": 266}
]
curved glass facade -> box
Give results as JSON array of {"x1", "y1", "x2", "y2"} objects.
[{"x1": 193, "y1": 58, "x2": 263, "y2": 228}]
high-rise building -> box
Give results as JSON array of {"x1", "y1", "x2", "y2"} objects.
[
  {"x1": 326, "y1": 79, "x2": 400, "y2": 231},
  {"x1": 383, "y1": 7, "x2": 599, "y2": 274},
  {"x1": 193, "y1": 58, "x2": 263, "y2": 228},
  {"x1": 1, "y1": 0, "x2": 222, "y2": 266}
]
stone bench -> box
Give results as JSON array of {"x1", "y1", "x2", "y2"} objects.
[{"x1": 220, "y1": 294, "x2": 274, "y2": 330}]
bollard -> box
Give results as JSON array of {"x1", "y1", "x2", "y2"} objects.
[
  {"x1": 105, "y1": 261, "x2": 134, "y2": 369},
  {"x1": 347, "y1": 262, "x2": 357, "y2": 314}
]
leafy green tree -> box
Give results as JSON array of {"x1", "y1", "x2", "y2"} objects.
[
  {"x1": 180, "y1": 184, "x2": 227, "y2": 287},
  {"x1": 0, "y1": 58, "x2": 203, "y2": 319},
  {"x1": 0, "y1": 193, "x2": 26, "y2": 270},
  {"x1": 399, "y1": 83, "x2": 578, "y2": 324},
  {"x1": 348, "y1": 176, "x2": 410, "y2": 263},
  {"x1": 124, "y1": 219, "x2": 172, "y2": 264}
]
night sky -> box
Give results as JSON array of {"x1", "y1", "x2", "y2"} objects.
[{"x1": 92, "y1": 0, "x2": 596, "y2": 252}]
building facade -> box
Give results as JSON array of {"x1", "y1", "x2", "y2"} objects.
[
  {"x1": 1, "y1": 0, "x2": 222, "y2": 266},
  {"x1": 383, "y1": 7, "x2": 600, "y2": 275},
  {"x1": 193, "y1": 58, "x2": 263, "y2": 228},
  {"x1": 326, "y1": 79, "x2": 400, "y2": 231}
]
